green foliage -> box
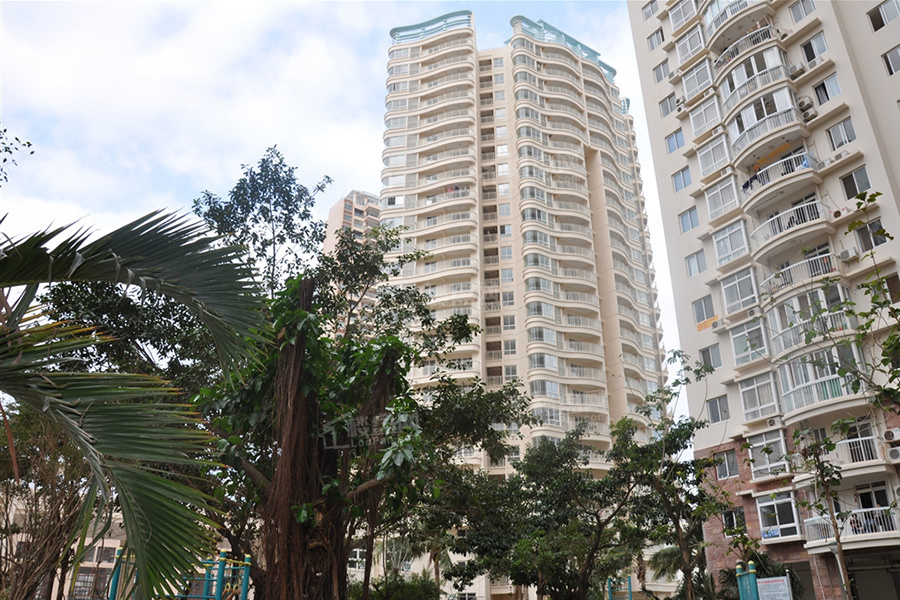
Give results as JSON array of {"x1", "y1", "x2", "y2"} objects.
[
  {"x1": 193, "y1": 146, "x2": 331, "y2": 297},
  {"x1": 347, "y1": 573, "x2": 441, "y2": 600},
  {"x1": 0, "y1": 211, "x2": 265, "y2": 600},
  {"x1": 0, "y1": 126, "x2": 33, "y2": 186},
  {"x1": 717, "y1": 552, "x2": 804, "y2": 600}
]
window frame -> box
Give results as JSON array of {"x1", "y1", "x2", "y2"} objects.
[
  {"x1": 673, "y1": 166, "x2": 692, "y2": 192},
  {"x1": 841, "y1": 166, "x2": 871, "y2": 199},
  {"x1": 827, "y1": 117, "x2": 856, "y2": 150},
  {"x1": 790, "y1": 0, "x2": 815, "y2": 23},
  {"x1": 813, "y1": 73, "x2": 841, "y2": 105},
  {"x1": 666, "y1": 129, "x2": 686, "y2": 153},
  {"x1": 885, "y1": 44, "x2": 900, "y2": 75},
  {"x1": 648, "y1": 28, "x2": 665, "y2": 51},
  {"x1": 714, "y1": 449, "x2": 738, "y2": 478},
  {"x1": 869, "y1": 0, "x2": 900, "y2": 31},
  {"x1": 757, "y1": 491, "x2": 799, "y2": 538},
  {"x1": 685, "y1": 249, "x2": 707, "y2": 277},
  {"x1": 653, "y1": 60, "x2": 671, "y2": 83},
  {"x1": 707, "y1": 395, "x2": 730, "y2": 423},
  {"x1": 679, "y1": 207, "x2": 700, "y2": 232},
  {"x1": 692, "y1": 294, "x2": 715, "y2": 323},
  {"x1": 699, "y1": 344, "x2": 722, "y2": 369}
]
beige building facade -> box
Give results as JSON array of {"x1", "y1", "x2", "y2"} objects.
[
  {"x1": 323, "y1": 189, "x2": 381, "y2": 255},
  {"x1": 380, "y1": 10, "x2": 671, "y2": 599},
  {"x1": 628, "y1": 0, "x2": 900, "y2": 597}
]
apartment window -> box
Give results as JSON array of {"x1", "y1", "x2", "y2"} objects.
[
  {"x1": 493, "y1": 57, "x2": 505, "y2": 68},
  {"x1": 349, "y1": 548, "x2": 365, "y2": 571},
  {"x1": 692, "y1": 295, "x2": 715, "y2": 324},
  {"x1": 790, "y1": 0, "x2": 815, "y2": 23},
  {"x1": 682, "y1": 60, "x2": 712, "y2": 99},
  {"x1": 502, "y1": 291, "x2": 515, "y2": 306},
  {"x1": 685, "y1": 250, "x2": 707, "y2": 277},
  {"x1": 721, "y1": 268, "x2": 756, "y2": 314},
  {"x1": 757, "y1": 492, "x2": 798, "y2": 538},
  {"x1": 672, "y1": 166, "x2": 692, "y2": 192},
  {"x1": 713, "y1": 221, "x2": 747, "y2": 265},
  {"x1": 731, "y1": 320, "x2": 767, "y2": 365},
  {"x1": 533, "y1": 407, "x2": 561, "y2": 427},
  {"x1": 722, "y1": 507, "x2": 746, "y2": 536},
  {"x1": 493, "y1": 74, "x2": 505, "y2": 85},
  {"x1": 497, "y1": 163, "x2": 509, "y2": 176},
  {"x1": 529, "y1": 353, "x2": 558, "y2": 370},
  {"x1": 885, "y1": 45, "x2": 900, "y2": 75},
  {"x1": 827, "y1": 117, "x2": 856, "y2": 150},
  {"x1": 841, "y1": 166, "x2": 871, "y2": 198},
  {"x1": 814, "y1": 74, "x2": 841, "y2": 104},
  {"x1": 801, "y1": 32, "x2": 827, "y2": 64},
  {"x1": 707, "y1": 395, "x2": 730, "y2": 423},
  {"x1": 499, "y1": 224, "x2": 512, "y2": 237},
  {"x1": 705, "y1": 177, "x2": 738, "y2": 219},
  {"x1": 499, "y1": 203, "x2": 511, "y2": 217},
  {"x1": 690, "y1": 97, "x2": 721, "y2": 138},
  {"x1": 71, "y1": 568, "x2": 112, "y2": 600},
  {"x1": 643, "y1": 0, "x2": 659, "y2": 20},
  {"x1": 699, "y1": 344, "x2": 722, "y2": 369},
  {"x1": 648, "y1": 29, "x2": 665, "y2": 51},
  {"x1": 503, "y1": 340, "x2": 517, "y2": 356},
  {"x1": 857, "y1": 218, "x2": 888, "y2": 251},
  {"x1": 748, "y1": 430, "x2": 787, "y2": 478},
  {"x1": 715, "y1": 449, "x2": 738, "y2": 479},
  {"x1": 660, "y1": 94, "x2": 678, "y2": 117},
  {"x1": 740, "y1": 373, "x2": 778, "y2": 421},
  {"x1": 530, "y1": 379, "x2": 559, "y2": 399},
  {"x1": 679, "y1": 207, "x2": 699, "y2": 233},
  {"x1": 500, "y1": 246, "x2": 513, "y2": 260},
  {"x1": 501, "y1": 268, "x2": 514, "y2": 283},
  {"x1": 653, "y1": 60, "x2": 670, "y2": 83},
  {"x1": 497, "y1": 144, "x2": 509, "y2": 157},
  {"x1": 504, "y1": 365, "x2": 518, "y2": 381},
  {"x1": 494, "y1": 91, "x2": 506, "y2": 101},
  {"x1": 698, "y1": 136, "x2": 729, "y2": 178},
  {"x1": 870, "y1": 0, "x2": 900, "y2": 30},
  {"x1": 666, "y1": 129, "x2": 685, "y2": 153},
  {"x1": 502, "y1": 315, "x2": 516, "y2": 330},
  {"x1": 670, "y1": 0, "x2": 697, "y2": 29},
  {"x1": 675, "y1": 25, "x2": 704, "y2": 64}
]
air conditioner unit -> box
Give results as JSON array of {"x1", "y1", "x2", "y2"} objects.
[
  {"x1": 669, "y1": 69, "x2": 681, "y2": 81},
  {"x1": 713, "y1": 126, "x2": 725, "y2": 137},
  {"x1": 711, "y1": 320, "x2": 720, "y2": 329},
  {"x1": 704, "y1": 88, "x2": 715, "y2": 98},
  {"x1": 839, "y1": 246, "x2": 859, "y2": 262},
  {"x1": 808, "y1": 56, "x2": 823, "y2": 69},
  {"x1": 885, "y1": 427, "x2": 900, "y2": 442},
  {"x1": 797, "y1": 96, "x2": 814, "y2": 111},
  {"x1": 721, "y1": 166, "x2": 734, "y2": 177},
  {"x1": 780, "y1": 31, "x2": 790, "y2": 41},
  {"x1": 748, "y1": 308, "x2": 758, "y2": 317},
  {"x1": 835, "y1": 150, "x2": 849, "y2": 161},
  {"x1": 802, "y1": 108, "x2": 818, "y2": 121},
  {"x1": 889, "y1": 447, "x2": 900, "y2": 463},
  {"x1": 676, "y1": 105, "x2": 685, "y2": 114},
  {"x1": 789, "y1": 63, "x2": 806, "y2": 78},
  {"x1": 767, "y1": 418, "x2": 778, "y2": 427},
  {"x1": 676, "y1": 96, "x2": 686, "y2": 106}
]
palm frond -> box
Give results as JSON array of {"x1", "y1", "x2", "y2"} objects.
[{"x1": 0, "y1": 210, "x2": 266, "y2": 371}]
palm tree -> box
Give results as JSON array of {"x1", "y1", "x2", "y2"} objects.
[{"x1": 0, "y1": 211, "x2": 265, "y2": 600}]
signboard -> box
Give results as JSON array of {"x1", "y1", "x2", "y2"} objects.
[
  {"x1": 757, "y1": 576, "x2": 793, "y2": 600},
  {"x1": 697, "y1": 315, "x2": 718, "y2": 332}
]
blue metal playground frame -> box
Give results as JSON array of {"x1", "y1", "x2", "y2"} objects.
[{"x1": 107, "y1": 551, "x2": 251, "y2": 600}]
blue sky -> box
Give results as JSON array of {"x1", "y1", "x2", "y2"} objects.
[{"x1": 1, "y1": 1, "x2": 680, "y2": 360}]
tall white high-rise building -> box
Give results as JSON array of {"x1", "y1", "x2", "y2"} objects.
[
  {"x1": 629, "y1": 0, "x2": 900, "y2": 597},
  {"x1": 380, "y1": 11, "x2": 670, "y2": 599}
]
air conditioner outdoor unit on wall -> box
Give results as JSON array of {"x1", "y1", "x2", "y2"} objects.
[
  {"x1": 885, "y1": 427, "x2": 900, "y2": 442},
  {"x1": 889, "y1": 447, "x2": 900, "y2": 463},
  {"x1": 802, "y1": 108, "x2": 818, "y2": 121},
  {"x1": 748, "y1": 308, "x2": 758, "y2": 317},
  {"x1": 767, "y1": 418, "x2": 778, "y2": 427},
  {"x1": 839, "y1": 246, "x2": 859, "y2": 262},
  {"x1": 797, "y1": 96, "x2": 814, "y2": 111},
  {"x1": 789, "y1": 63, "x2": 806, "y2": 78}
]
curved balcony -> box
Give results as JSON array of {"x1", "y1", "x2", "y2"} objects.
[
  {"x1": 781, "y1": 373, "x2": 858, "y2": 416},
  {"x1": 705, "y1": 0, "x2": 771, "y2": 50},
  {"x1": 714, "y1": 25, "x2": 778, "y2": 74},
  {"x1": 759, "y1": 253, "x2": 844, "y2": 295},
  {"x1": 421, "y1": 70, "x2": 474, "y2": 92},
  {"x1": 412, "y1": 127, "x2": 476, "y2": 152},
  {"x1": 722, "y1": 64, "x2": 790, "y2": 115},
  {"x1": 770, "y1": 309, "x2": 855, "y2": 356},
  {"x1": 417, "y1": 107, "x2": 475, "y2": 129},
  {"x1": 749, "y1": 200, "x2": 829, "y2": 255},
  {"x1": 731, "y1": 107, "x2": 803, "y2": 157},
  {"x1": 390, "y1": 11, "x2": 473, "y2": 44},
  {"x1": 740, "y1": 153, "x2": 821, "y2": 213},
  {"x1": 411, "y1": 210, "x2": 476, "y2": 233},
  {"x1": 420, "y1": 52, "x2": 473, "y2": 76}
]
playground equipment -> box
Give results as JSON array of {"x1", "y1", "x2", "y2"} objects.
[{"x1": 107, "y1": 551, "x2": 251, "y2": 600}]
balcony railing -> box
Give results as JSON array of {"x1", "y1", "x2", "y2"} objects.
[
  {"x1": 749, "y1": 200, "x2": 825, "y2": 251},
  {"x1": 741, "y1": 153, "x2": 817, "y2": 196},
  {"x1": 760, "y1": 254, "x2": 842, "y2": 295},
  {"x1": 723, "y1": 64, "x2": 790, "y2": 113},
  {"x1": 714, "y1": 25, "x2": 776, "y2": 73},
  {"x1": 562, "y1": 393, "x2": 608, "y2": 408},
  {"x1": 770, "y1": 309, "x2": 854, "y2": 355},
  {"x1": 731, "y1": 108, "x2": 802, "y2": 155},
  {"x1": 805, "y1": 507, "x2": 899, "y2": 542},
  {"x1": 827, "y1": 436, "x2": 881, "y2": 465},
  {"x1": 706, "y1": 0, "x2": 766, "y2": 38},
  {"x1": 782, "y1": 373, "x2": 855, "y2": 414}
]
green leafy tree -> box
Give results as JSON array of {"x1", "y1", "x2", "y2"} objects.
[
  {"x1": 193, "y1": 146, "x2": 331, "y2": 297},
  {"x1": 0, "y1": 211, "x2": 265, "y2": 600},
  {"x1": 0, "y1": 126, "x2": 33, "y2": 186}
]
